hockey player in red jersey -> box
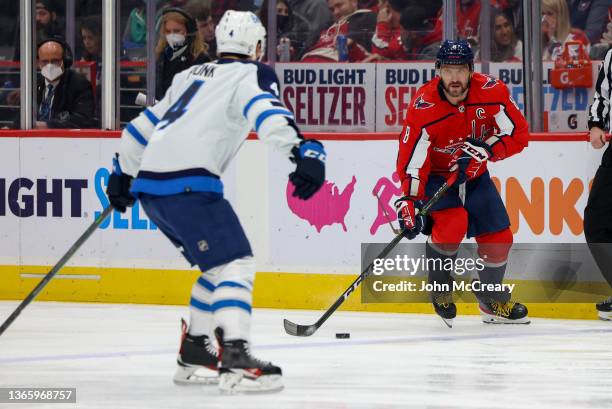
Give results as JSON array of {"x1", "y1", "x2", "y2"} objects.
[{"x1": 395, "y1": 39, "x2": 530, "y2": 326}]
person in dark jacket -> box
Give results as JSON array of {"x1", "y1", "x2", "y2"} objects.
[
  {"x1": 586, "y1": 46, "x2": 612, "y2": 321},
  {"x1": 10, "y1": 38, "x2": 97, "y2": 129},
  {"x1": 185, "y1": 1, "x2": 218, "y2": 58},
  {"x1": 12, "y1": 0, "x2": 65, "y2": 62},
  {"x1": 567, "y1": 0, "x2": 611, "y2": 44},
  {"x1": 259, "y1": 0, "x2": 312, "y2": 60},
  {"x1": 155, "y1": 7, "x2": 210, "y2": 99}
]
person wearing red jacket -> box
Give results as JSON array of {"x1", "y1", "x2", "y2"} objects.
[
  {"x1": 394, "y1": 39, "x2": 530, "y2": 326},
  {"x1": 301, "y1": 0, "x2": 376, "y2": 62},
  {"x1": 371, "y1": 0, "x2": 405, "y2": 60}
]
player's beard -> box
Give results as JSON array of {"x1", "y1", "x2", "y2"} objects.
[{"x1": 442, "y1": 79, "x2": 469, "y2": 98}]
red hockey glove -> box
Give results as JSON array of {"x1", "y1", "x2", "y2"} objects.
[
  {"x1": 394, "y1": 197, "x2": 426, "y2": 240},
  {"x1": 450, "y1": 138, "x2": 492, "y2": 184}
]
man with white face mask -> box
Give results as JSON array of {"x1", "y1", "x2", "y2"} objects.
[{"x1": 34, "y1": 38, "x2": 97, "y2": 129}]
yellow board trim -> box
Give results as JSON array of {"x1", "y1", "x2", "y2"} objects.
[{"x1": 0, "y1": 265, "x2": 602, "y2": 320}]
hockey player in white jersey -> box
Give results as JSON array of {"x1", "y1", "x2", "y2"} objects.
[{"x1": 105, "y1": 10, "x2": 326, "y2": 393}]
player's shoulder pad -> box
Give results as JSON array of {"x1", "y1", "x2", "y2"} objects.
[
  {"x1": 215, "y1": 59, "x2": 281, "y2": 97},
  {"x1": 251, "y1": 61, "x2": 281, "y2": 98},
  {"x1": 408, "y1": 80, "x2": 439, "y2": 115},
  {"x1": 228, "y1": 59, "x2": 281, "y2": 98}
]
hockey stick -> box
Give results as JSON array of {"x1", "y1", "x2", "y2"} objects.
[
  {"x1": 283, "y1": 173, "x2": 458, "y2": 337},
  {"x1": 0, "y1": 206, "x2": 114, "y2": 337}
]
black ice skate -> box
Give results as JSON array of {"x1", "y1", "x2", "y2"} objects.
[
  {"x1": 596, "y1": 297, "x2": 612, "y2": 321},
  {"x1": 173, "y1": 319, "x2": 219, "y2": 385},
  {"x1": 432, "y1": 292, "x2": 456, "y2": 328},
  {"x1": 215, "y1": 327, "x2": 283, "y2": 393},
  {"x1": 479, "y1": 300, "x2": 530, "y2": 324}
]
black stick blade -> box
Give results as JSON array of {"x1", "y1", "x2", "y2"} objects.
[{"x1": 283, "y1": 319, "x2": 317, "y2": 337}]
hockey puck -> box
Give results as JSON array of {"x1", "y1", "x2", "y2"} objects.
[{"x1": 335, "y1": 333, "x2": 350, "y2": 339}]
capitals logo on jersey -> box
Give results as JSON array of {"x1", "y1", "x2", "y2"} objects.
[
  {"x1": 414, "y1": 95, "x2": 434, "y2": 109},
  {"x1": 433, "y1": 140, "x2": 466, "y2": 155},
  {"x1": 481, "y1": 75, "x2": 498, "y2": 89}
]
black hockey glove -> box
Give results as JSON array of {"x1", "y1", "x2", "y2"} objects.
[
  {"x1": 289, "y1": 139, "x2": 326, "y2": 200},
  {"x1": 106, "y1": 154, "x2": 135, "y2": 213}
]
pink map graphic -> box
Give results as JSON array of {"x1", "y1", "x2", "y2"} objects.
[{"x1": 286, "y1": 176, "x2": 357, "y2": 232}]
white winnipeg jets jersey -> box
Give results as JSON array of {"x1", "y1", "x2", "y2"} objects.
[{"x1": 118, "y1": 58, "x2": 301, "y2": 196}]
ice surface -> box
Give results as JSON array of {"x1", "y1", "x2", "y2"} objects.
[{"x1": 1, "y1": 302, "x2": 611, "y2": 409}]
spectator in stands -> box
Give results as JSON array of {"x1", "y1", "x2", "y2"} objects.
[
  {"x1": 542, "y1": 0, "x2": 590, "y2": 60},
  {"x1": 35, "y1": 0, "x2": 64, "y2": 42},
  {"x1": 79, "y1": 16, "x2": 102, "y2": 119},
  {"x1": 11, "y1": 0, "x2": 65, "y2": 61},
  {"x1": 371, "y1": 0, "x2": 442, "y2": 61},
  {"x1": 301, "y1": 0, "x2": 377, "y2": 62},
  {"x1": 589, "y1": 6, "x2": 612, "y2": 59},
  {"x1": 259, "y1": 0, "x2": 311, "y2": 61},
  {"x1": 501, "y1": 0, "x2": 524, "y2": 38},
  {"x1": 122, "y1": 3, "x2": 146, "y2": 49},
  {"x1": 457, "y1": 0, "x2": 481, "y2": 41},
  {"x1": 371, "y1": 0, "x2": 408, "y2": 60},
  {"x1": 489, "y1": 9, "x2": 522, "y2": 61},
  {"x1": 399, "y1": 5, "x2": 442, "y2": 60},
  {"x1": 36, "y1": 38, "x2": 96, "y2": 128},
  {"x1": 80, "y1": 16, "x2": 102, "y2": 68},
  {"x1": 156, "y1": 8, "x2": 210, "y2": 99},
  {"x1": 567, "y1": 0, "x2": 611, "y2": 44},
  {"x1": 186, "y1": 1, "x2": 218, "y2": 58},
  {"x1": 286, "y1": 0, "x2": 334, "y2": 51},
  {"x1": 11, "y1": 38, "x2": 97, "y2": 129}
]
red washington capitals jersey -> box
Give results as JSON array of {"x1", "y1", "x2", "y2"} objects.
[{"x1": 396, "y1": 72, "x2": 529, "y2": 200}]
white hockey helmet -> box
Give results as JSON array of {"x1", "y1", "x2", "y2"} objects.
[{"x1": 215, "y1": 10, "x2": 266, "y2": 60}]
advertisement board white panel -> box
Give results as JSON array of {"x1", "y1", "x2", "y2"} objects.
[
  {"x1": 0, "y1": 137, "x2": 603, "y2": 276},
  {"x1": 268, "y1": 141, "x2": 602, "y2": 273},
  {"x1": 275, "y1": 63, "x2": 376, "y2": 132}
]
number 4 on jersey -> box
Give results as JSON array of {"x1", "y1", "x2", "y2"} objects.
[{"x1": 157, "y1": 80, "x2": 204, "y2": 130}]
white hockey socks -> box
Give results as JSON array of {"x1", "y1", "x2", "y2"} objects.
[
  {"x1": 188, "y1": 272, "x2": 217, "y2": 336},
  {"x1": 211, "y1": 257, "x2": 255, "y2": 341},
  {"x1": 188, "y1": 256, "x2": 255, "y2": 340}
]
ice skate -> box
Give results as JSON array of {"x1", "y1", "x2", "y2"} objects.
[
  {"x1": 215, "y1": 327, "x2": 283, "y2": 394},
  {"x1": 173, "y1": 319, "x2": 218, "y2": 385},
  {"x1": 432, "y1": 292, "x2": 456, "y2": 328},
  {"x1": 479, "y1": 300, "x2": 530, "y2": 324},
  {"x1": 596, "y1": 297, "x2": 612, "y2": 321}
]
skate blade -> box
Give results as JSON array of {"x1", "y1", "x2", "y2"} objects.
[
  {"x1": 481, "y1": 315, "x2": 531, "y2": 325},
  {"x1": 219, "y1": 372, "x2": 283, "y2": 394},
  {"x1": 598, "y1": 311, "x2": 612, "y2": 321},
  {"x1": 173, "y1": 365, "x2": 218, "y2": 385},
  {"x1": 439, "y1": 316, "x2": 453, "y2": 328}
]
